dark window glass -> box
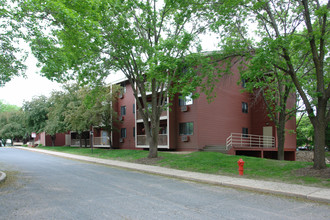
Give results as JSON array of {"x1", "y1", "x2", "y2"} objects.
[
  {"x1": 121, "y1": 106, "x2": 126, "y2": 116},
  {"x1": 179, "y1": 122, "x2": 194, "y2": 135},
  {"x1": 121, "y1": 128, "x2": 126, "y2": 138},
  {"x1": 242, "y1": 102, "x2": 248, "y2": 113},
  {"x1": 242, "y1": 127, "x2": 248, "y2": 138},
  {"x1": 242, "y1": 78, "x2": 246, "y2": 88},
  {"x1": 179, "y1": 93, "x2": 193, "y2": 106},
  {"x1": 120, "y1": 82, "x2": 126, "y2": 93},
  {"x1": 133, "y1": 104, "x2": 135, "y2": 114},
  {"x1": 133, "y1": 127, "x2": 135, "y2": 137}
]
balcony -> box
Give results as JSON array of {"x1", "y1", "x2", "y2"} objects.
[
  {"x1": 136, "y1": 109, "x2": 167, "y2": 121},
  {"x1": 71, "y1": 139, "x2": 90, "y2": 146},
  {"x1": 226, "y1": 133, "x2": 275, "y2": 150},
  {"x1": 93, "y1": 137, "x2": 110, "y2": 147},
  {"x1": 70, "y1": 137, "x2": 110, "y2": 147},
  {"x1": 137, "y1": 82, "x2": 168, "y2": 96},
  {"x1": 136, "y1": 134, "x2": 168, "y2": 148}
]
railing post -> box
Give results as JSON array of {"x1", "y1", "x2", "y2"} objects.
[{"x1": 240, "y1": 134, "x2": 242, "y2": 147}]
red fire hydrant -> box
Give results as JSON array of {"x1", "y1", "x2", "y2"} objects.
[{"x1": 237, "y1": 158, "x2": 245, "y2": 176}]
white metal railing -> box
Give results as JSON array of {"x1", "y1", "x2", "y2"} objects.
[
  {"x1": 71, "y1": 139, "x2": 90, "y2": 146},
  {"x1": 137, "y1": 134, "x2": 168, "y2": 146},
  {"x1": 226, "y1": 133, "x2": 275, "y2": 150},
  {"x1": 71, "y1": 137, "x2": 109, "y2": 147},
  {"x1": 93, "y1": 137, "x2": 110, "y2": 146}
]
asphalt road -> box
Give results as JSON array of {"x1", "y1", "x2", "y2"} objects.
[{"x1": 0, "y1": 148, "x2": 329, "y2": 220}]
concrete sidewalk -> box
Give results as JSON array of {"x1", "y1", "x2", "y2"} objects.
[{"x1": 16, "y1": 147, "x2": 330, "y2": 204}]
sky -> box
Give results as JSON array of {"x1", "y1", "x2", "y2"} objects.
[
  {"x1": 0, "y1": 33, "x2": 218, "y2": 108},
  {"x1": 0, "y1": 53, "x2": 62, "y2": 107}
]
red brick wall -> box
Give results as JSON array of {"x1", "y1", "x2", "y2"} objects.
[
  {"x1": 112, "y1": 59, "x2": 296, "y2": 152},
  {"x1": 114, "y1": 80, "x2": 136, "y2": 149},
  {"x1": 174, "y1": 60, "x2": 253, "y2": 150},
  {"x1": 45, "y1": 133, "x2": 66, "y2": 146},
  {"x1": 174, "y1": 94, "x2": 199, "y2": 150}
]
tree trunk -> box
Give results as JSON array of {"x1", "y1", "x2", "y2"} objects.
[
  {"x1": 79, "y1": 134, "x2": 82, "y2": 148},
  {"x1": 277, "y1": 111, "x2": 286, "y2": 160},
  {"x1": 108, "y1": 134, "x2": 112, "y2": 149},
  {"x1": 107, "y1": 128, "x2": 112, "y2": 149},
  {"x1": 146, "y1": 115, "x2": 159, "y2": 158},
  {"x1": 147, "y1": 78, "x2": 160, "y2": 158},
  {"x1": 313, "y1": 121, "x2": 326, "y2": 169},
  {"x1": 148, "y1": 134, "x2": 158, "y2": 158},
  {"x1": 51, "y1": 135, "x2": 56, "y2": 147}
]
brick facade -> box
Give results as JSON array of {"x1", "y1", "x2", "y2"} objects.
[{"x1": 112, "y1": 59, "x2": 297, "y2": 160}]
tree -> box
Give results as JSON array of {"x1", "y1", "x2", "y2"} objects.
[
  {"x1": 0, "y1": 0, "x2": 26, "y2": 86},
  {"x1": 0, "y1": 100, "x2": 20, "y2": 112},
  {"x1": 22, "y1": 95, "x2": 50, "y2": 135},
  {"x1": 0, "y1": 110, "x2": 26, "y2": 145},
  {"x1": 0, "y1": 101, "x2": 23, "y2": 145},
  {"x1": 241, "y1": 56, "x2": 296, "y2": 160},
  {"x1": 22, "y1": 0, "x2": 218, "y2": 158},
  {"x1": 296, "y1": 114, "x2": 314, "y2": 147},
  {"x1": 212, "y1": 0, "x2": 329, "y2": 169},
  {"x1": 61, "y1": 84, "x2": 92, "y2": 147},
  {"x1": 83, "y1": 84, "x2": 121, "y2": 148},
  {"x1": 45, "y1": 90, "x2": 70, "y2": 146}
]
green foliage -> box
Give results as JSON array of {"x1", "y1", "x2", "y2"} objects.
[
  {"x1": 22, "y1": 96, "x2": 50, "y2": 134},
  {"x1": 0, "y1": 100, "x2": 20, "y2": 112},
  {"x1": 47, "y1": 83, "x2": 119, "y2": 148},
  {"x1": 211, "y1": 0, "x2": 329, "y2": 168},
  {"x1": 296, "y1": 115, "x2": 314, "y2": 147},
  {"x1": 44, "y1": 90, "x2": 70, "y2": 138},
  {"x1": 0, "y1": 0, "x2": 27, "y2": 86},
  {"x1": 22, "y1": 0, "x2": 219, "y2": 157},
  {"x1": 0, "y1": 110, "x2": 26, "y2": 144}
]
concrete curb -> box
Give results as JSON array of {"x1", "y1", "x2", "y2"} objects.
[
  {"x1": 15, "y1": 147, "x2": 330, "y2": 204},
  {"x1": 0, "y1": 171, "x2": 6, "y2": 184}
]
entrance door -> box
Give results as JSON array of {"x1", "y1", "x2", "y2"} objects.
[
  {"x1": 263, "y1": 126, "x2": 273, "y2": 148},
  {"x1": 101, "y1": 131, "x2": 109, "y2": 145}
]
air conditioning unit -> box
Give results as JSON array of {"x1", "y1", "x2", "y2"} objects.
[
  {"x1": 119, "y1": 116, "x2": 124, "y2": 121},
  {"x1": 181, "y1": 105, "x2": 189, "y2": 112},
  {"x1": 119, "y1": 93, "x2": 124, "y2": 99},
  {"x1": 119, "y1": 138, "x2": 124, "y2": 143},
  {"x1": 181, "y1": 135, "x2": 189, "y2": 142}
]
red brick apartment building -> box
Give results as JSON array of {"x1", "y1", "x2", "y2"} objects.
[
  {"x1": 34, "y1": 59, "x2": 296, "y2": 160},
  {"x1": 112, "y1": 62, "x2": 297, "y2": 161}
]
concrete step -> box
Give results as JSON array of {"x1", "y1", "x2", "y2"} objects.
[{"x1": 202, "y1": 145, "x2": 228, "y2": 154}]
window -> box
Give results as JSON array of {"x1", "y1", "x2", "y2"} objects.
[
  {"x1": 160, "y1": 126, "x2": 167, "y2": 134},
  {"x1": 120, "y1": 82, "x2": 126, "y2": 93},
  {"x1": 121, "y1": 128, "x2": 126, "y2": 138},
  {"x1": 179, "y1": 122, "x2": 194, "y2": 135},
  {"x1": 242, "y1": 102, "x2": 248, "y2": 113},
  {"x1": 179, "y1": 93, "x2": 193, "y2": 106},
  {"x1": 121, "y1": 106, "x2": 126, "y2": 116},
  {"x1": 133, "y1": 104, "x2": 135, "y2": 114},
  {"x1": 133, "y1": 127, "x2": 135, "y2": 137},
  {"x1": 242, "y1": 127, "x2": 248, "y2": 138},
  {"x1": 241, "y1": 78, "x2": 246, "y2": 88}
]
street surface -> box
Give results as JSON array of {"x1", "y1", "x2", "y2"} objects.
[{"x1": 0, "y1": 147, "x2": 329, "y2": 220}]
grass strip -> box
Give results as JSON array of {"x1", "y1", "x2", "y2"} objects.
[{"x1": 35, "y1": 146, "x2": 330, "y2": 188}]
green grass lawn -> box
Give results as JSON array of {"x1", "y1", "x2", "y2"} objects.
[{"x1": 36, "y1": 146, "x2": 330, "y2": 188}]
